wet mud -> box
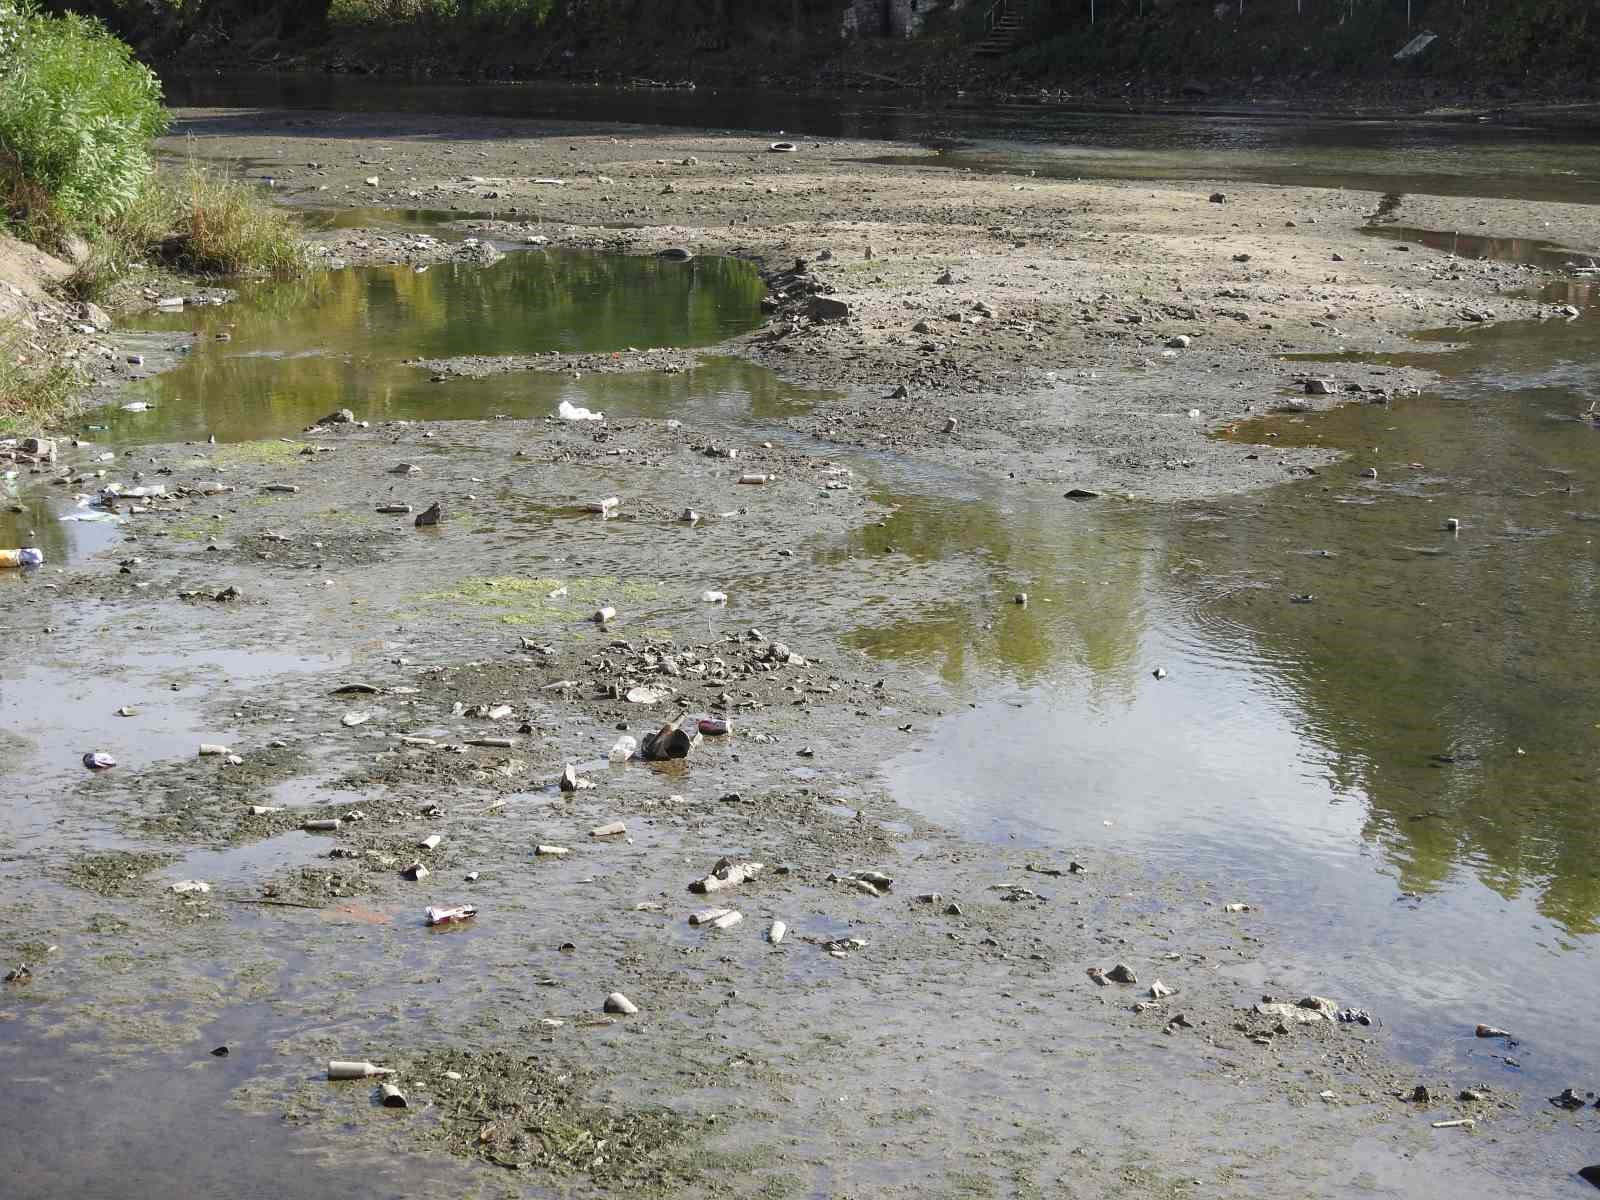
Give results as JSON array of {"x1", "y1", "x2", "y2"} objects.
[{"x1": 2, "y1": 104, "x2": 1599, "y2": 1200}]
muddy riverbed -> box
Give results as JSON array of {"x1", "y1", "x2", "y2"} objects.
[{"x1": 2, "y1": 102, "x2": 1600, "y2": 1198}]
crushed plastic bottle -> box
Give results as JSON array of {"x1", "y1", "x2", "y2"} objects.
[
  {"x1": 556, "y1": 400, "x2": 603, "y2": 421},
  {"x1": 0, "y1": 548, "x2": 43, "y2": 568},
  {"x1": 608, "y1": 735, "x2": 638, "y2": 763}
]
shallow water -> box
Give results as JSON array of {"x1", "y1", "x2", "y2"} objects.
[
  {"x1": 7, "y1": 94, "x2": 1600, "y2": 1185},
  {"x1": 164, "y1": 72, "x2": 1600, "y2": 205},
  {"x1": 22, "y1": 226, "x2": 1599, "y2": 1102}
]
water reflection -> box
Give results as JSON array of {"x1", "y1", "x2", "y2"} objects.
[
  {"x1": 110, "y1": 250, "x2": 764, "y2": 443},
  {"x1": 862, "y1": 303, "x2": 1600, "y2": 1087}
]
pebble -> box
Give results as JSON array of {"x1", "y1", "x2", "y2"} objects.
[{"x1": 1106, "y1": 963, "x2": 1137, "y2": 984}]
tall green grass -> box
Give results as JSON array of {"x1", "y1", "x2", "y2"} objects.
[
  {"x1": 67, "y1": 157, "x2": 312, "y2": 299},
  {"x1": 0, "y1": 1, "x2": 168, "y2": 241}
]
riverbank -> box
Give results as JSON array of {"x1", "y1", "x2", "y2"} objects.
[{"x1": 1, "y1": 106, "x2": 1597, "y2": 1199}]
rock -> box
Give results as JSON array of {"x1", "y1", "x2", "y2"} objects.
[
  {"x1": 1182, "y1": 80, "x2": 1211, "y2": 97},
  {"x1": 414, "y1": 502, "x2": 442, "y2": 527},
  {"x1": 1360, "y1": 467, "x2": 1378, "y2": 479},
  {"x1": 1579, "y1": 1165, "x2": 1600, "y2": 1189},
  {"x1": 318, "y1": 408, "x2": 356, "y2": 425},
  {"x1": 1254, "y1": 1001, "x2": 1325, "y2": 1023},
  {"x1": 1166, "y1": 335, "x2": 1192, "y2": 349},
  {"x1": 807, "y1": 296, "x2": 851, "y2": 322},
  {"x1": 943, "y1": 417, "x2": 959, "y2": 434},
  {"x1": 690, "y1": 860, "x2": 764, "y2": 894},
  {"x1": 80, "y1": 302, "x2": 111, "y2": 331},
  {"x1": 1297, "y1": 995, "x2": 1339, "y2": 1018},
  {"x1": 1208, "y1": 192, "x2": 1225, "y2": 203},
  {"x1": 19, "y1": 437, "x2": 56, "y2": 460},
  {"x1": 1411, "y1": 1085, "x2": 1432, "y2": 1104},
  {"x1": 972, "y1": 300, "x2": 998, "y2": 319},
  {"x1": 400, "y1": 862, "x2": 429, "y2": 881},
  {"x1": 1149, "y1": 980, "x2": 1174, "y2": 999},
  {"x1": 558, "y1": 764, "x2": 583, "y2": 792},
  {"x1": 1223, "y1": 902, "x2": 1251, "y2": 913},
  {"x1": 767, "y1": 920, "x2": 787, "y2": 945},
  {"x1": 389, "y1": 462, "x2": 420, "y2": 475},
  {"x1": 1151, "y1": 667, "x2": 1167, "y2": 680},
  {"x1": 1552, "y1": 1088, "x2": 1587, "y2": 1111},
  {"x1": 889, "y1": 384, "x2": 910, "y2": 399},
  {"x1": 659, "y1": 247, "x2": 694, "y2": 261},
  {"x1": 1063, "y1": 488, "x2": 1100, "y2": 499},
  {"x1": 365, "y1": 176, "x2": 380, "y2": 187},
  {"x1": 1014, "y1": 592, "x2": 1028, "y2": 606},
  {"x1": 1305, "y1": 379, "x2": 1335, "y2": 395},
  {"x1": 936, "y1": 269, "x2": 955, "y2": 285},
  {"x1": 1105, "y1": 963, "x2": 1137, "y2": 984},
  {"x1": 944, "y1": 902, "x2": 963, "y2": 916},
  {"x1": 604, "y1": 991, "x2": 639, "y2": 1014},
  {"x1": 1458, "y1": 1088, "x2": 1488, "y2": 1102}
]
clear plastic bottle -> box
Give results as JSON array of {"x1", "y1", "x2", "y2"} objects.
[
  {"x1": 609, "y1": 735, "x2": 638, "y2": 763},
  {"x1": 0, "y1": 548, "x2": 43, "y2": 568}
]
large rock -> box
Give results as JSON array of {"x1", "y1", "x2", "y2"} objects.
[{"x1": 807, "y1": 296, "x2": 852, "y2": 322}]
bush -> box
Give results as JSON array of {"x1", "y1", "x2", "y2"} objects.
[{"x1": 0, "y1": 1, "x2": 168, "y2": 235}]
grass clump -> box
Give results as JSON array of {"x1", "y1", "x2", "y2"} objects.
[
  {"x1": 0, "y1": 1, "x2": 167, "y2": 241},
  {"x1": 0, "y1": 324, "x2": 82, "y2": 433},
  {"x1": 67, "y1": 157, "x2": 311, "y2": 300},
  {"x1": 161, "y1": 158, "x2": 311, "y2": 277}
]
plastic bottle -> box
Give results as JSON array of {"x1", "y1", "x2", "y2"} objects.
[
  {"x1": 0, "y1": 548, "x2": 43, "y2": 568},
  {"x1": 327, "y1": 1060, "x2": 395, "y2": 1080},
  {"x1": 609, "y1": 735, "x2": 637, "y2": 763}
]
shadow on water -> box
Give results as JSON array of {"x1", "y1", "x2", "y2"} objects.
[{"x1": 162, "y1": 73, "x2": 1600, "y2": 206}]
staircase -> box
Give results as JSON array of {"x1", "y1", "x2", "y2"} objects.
[{"x1": 973, "y1": 1, "x2": 1026, "y2": 56}]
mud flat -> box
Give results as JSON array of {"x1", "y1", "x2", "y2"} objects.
[{"x1": 0, "y1": 107, "x2": 1595, "y2": 1198}]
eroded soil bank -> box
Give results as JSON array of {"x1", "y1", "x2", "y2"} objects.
[{"x1": 1, "y1": 107, "x2": 1598, "y2": 1199}]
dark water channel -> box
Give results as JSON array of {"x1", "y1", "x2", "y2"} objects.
[{"x1": 163, "y1": 71, "x2": 1600, "y2": 205}]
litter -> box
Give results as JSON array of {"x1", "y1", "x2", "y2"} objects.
[
  {"x1": 425, "y1": 904, "x2": 477, "y2": 925},
  {"x1": 0, "y1": 548, "x2": 43, "y2": 568},
  {"x1": 327, "y1": 1060, "x2": 394, "y2": 1080},
  {"x1": 557, "y1": 400, "x2": 603, "y2": 421}
]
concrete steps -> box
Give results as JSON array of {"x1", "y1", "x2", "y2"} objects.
[{"x1": 974, "y1": 6, "x2": 1027, "y2": 56}]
